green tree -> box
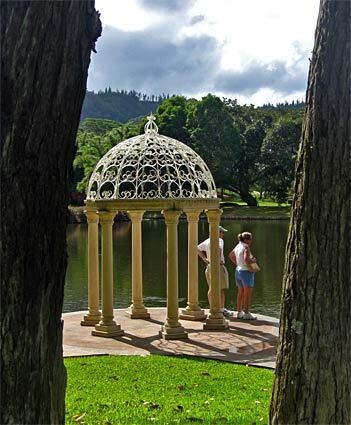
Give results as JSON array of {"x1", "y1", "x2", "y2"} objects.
[
  {"x1": 155, "y1": 95, "x2": 191, "y2": 143},
  {"x1": 228, "y1": 118, "x2": 267, "y2": 206},
  {"x1": 187, "y1": 94, "x2": 242, "y2": 192},
  {"x1": 225, "y1": 100, "x2": 303, "y2": 205},
  {"x1": 221, "y1": 100, "x2": 272, "y2": 205},
  {"x1": 73, "y1": 119, "x2": 142, "y2": 193},
  {"x1": 74, "y1": 131, "x2": 115, "y2": 192},
  {"x1": 186, "y1": 95, "x2": 272, "y2": 206},
  {"x1": 80, "y1": 117, "x2": 120, "y2": 135},
  {"x1": 103, "y1": 119, "x2": 143, "y2": 144},
  {"x1": 259, "y1": 114, "x2": 302, "y2": 202}
]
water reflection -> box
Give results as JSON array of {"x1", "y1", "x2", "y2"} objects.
[{"x1": 65, "y1": 219, "x2": 288, "y2": 317}]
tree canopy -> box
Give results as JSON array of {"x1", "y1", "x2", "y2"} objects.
[
  {"x1": 259, "y1": 113, "x2": 303, "y2": 202},
  {"x1": 73, "y1": 95, "x2": 304, "y2": 205}
]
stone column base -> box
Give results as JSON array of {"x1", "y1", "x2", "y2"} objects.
[
  {"x1": 92, "y1": 322, "x2": 124, "y2": 338},
  {"x1": 80, "y1": 313, "x2": 101, "y2": 326},
  {"x1": 159, "y1": 324, "x2": 188, "y2": 340},
  {"x1": 125, "y1": 307, "x2": 150, "y2": 319},
  {"x1": 203, "y1": 317, "x2": 229, "y2": 330},
  {"x1": 179, "y1": 308, "x2": 206, "y2": 321}
]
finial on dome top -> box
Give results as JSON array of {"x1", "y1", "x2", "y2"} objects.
[{"x1": 144, "y1": 113, "x2": 159, "y2": 134}]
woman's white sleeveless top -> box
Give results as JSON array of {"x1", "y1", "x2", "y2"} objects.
[{"x1": 234, "y1": 242, "x2": 249, "y2": 271}]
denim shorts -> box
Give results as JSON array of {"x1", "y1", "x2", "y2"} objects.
[{"x1": 235, "y1": 269, "x2": 255, "y2": 288}]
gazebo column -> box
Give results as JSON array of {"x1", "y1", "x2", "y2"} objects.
[
  {"x1": 180, "y1": 210, "x2": 206, "y2": 321},
  {"x1": 160, "y1": 210, "x2": 188, "y2": 340},
  {"x1": 126, "y1": 210, "x2": 150, "y2": 319},
  {"x1": 81, "y1": 210, "x2": 101, "y2": 326},
  {"x1": 203, "y1": 209, "x2": 228, "y2": 330},
  {"x1": 92, "y1": 210, "x2": 124, "y2": 338}
]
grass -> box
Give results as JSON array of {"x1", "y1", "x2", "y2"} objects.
[
  {"x1": 65, "y1": 355, "x2": 273, "y2": 425},
  {"x1": 220, "y1": 204, "x2": 290, "y2": 218},
  {"x1": 222, "y1": 200, "x2": 290, "y2": 208}
]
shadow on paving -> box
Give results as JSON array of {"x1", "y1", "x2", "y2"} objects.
[{"x1": 63, "y1": 308, "x2": 278, "y2": 369}]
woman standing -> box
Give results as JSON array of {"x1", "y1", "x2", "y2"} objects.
[{"x1": 229, "y1": 232, "x2": 257, "y2": 320}]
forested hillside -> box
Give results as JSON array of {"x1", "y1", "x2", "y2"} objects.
[{"x1": 81, "y1": 89, "x2": 167, "y2": 122}]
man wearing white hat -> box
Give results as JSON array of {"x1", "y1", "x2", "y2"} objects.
[{"x1": 197, "y1": 225, "x2": 232, "y2": 316}]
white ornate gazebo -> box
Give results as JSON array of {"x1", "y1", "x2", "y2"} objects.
[{"x1": 81, "y1": 115, "x2": 228, "y2": 339}]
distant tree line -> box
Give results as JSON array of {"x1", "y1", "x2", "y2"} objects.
[
  {"x1": 81, "y1": 88, "x2": 170, "y2": 123},
  {"x1": 73, "y1": 94, "x2": 304, "y2": 206},
  {"x1": 261, "y1": 99, "x2": 305, "y2": 111}
]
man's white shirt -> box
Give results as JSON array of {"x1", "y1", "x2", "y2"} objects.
[{"x1": 197, "y1": 238, "x2": 225, "y2": 264}]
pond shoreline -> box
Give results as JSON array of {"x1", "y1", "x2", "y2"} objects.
[{"x1": 68, "y1": 206, "x2": 289, "y2": 223}]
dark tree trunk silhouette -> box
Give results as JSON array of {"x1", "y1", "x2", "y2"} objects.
[
  {"x1": 1, "y1": 2, "x2": 101, "y2": 424},
  {"x1": 226, "y1": 184, "x2": 258, "y2": 206},
  {"x1": 239, "y1": 188, "x2": 258, "y2": 207},
  {"x1": 270, "y1": 1, "x2": 350, "y2": 424}
]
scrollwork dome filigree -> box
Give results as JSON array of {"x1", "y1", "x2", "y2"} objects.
[{"x1": 87, "y1": 114, "x2": 217, "y2": 201}]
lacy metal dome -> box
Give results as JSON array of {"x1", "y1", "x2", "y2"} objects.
[{"x1": 87, "y1": 115, "x2": 217, "y2": 201}]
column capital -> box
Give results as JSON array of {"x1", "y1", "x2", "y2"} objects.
[
  {"x1": 127, "y1": 210, "x2": 145, "y2": 222},
  {"x1": 162, "y1": 209, "x2": 181, "y2": 225},
  {"x1": 184, "y1": 210, "x2": 200, "y2": 223},
  {"x1": 97, "y1": 210, "x2": 116, "y2": 224},
  {"x1": 84, "y1": 210, "x2": 99, "y2": 224},
  {"x1": 205, "y1": 209, "x2": 222, "y2": 223}
]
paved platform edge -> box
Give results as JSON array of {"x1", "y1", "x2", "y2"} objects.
[{"x1": 62, "y1": 308, "x2": 279, "y2": 370}]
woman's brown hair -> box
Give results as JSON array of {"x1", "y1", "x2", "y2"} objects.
[{"x1": 237, "y1": 232, "x2": 252, "y2": 242}]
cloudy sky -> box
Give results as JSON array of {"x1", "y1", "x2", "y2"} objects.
[{"x1": 88, "y1": 0, "x2": 320, "y2": 105}]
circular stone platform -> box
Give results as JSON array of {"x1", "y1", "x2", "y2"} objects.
[{"x1": 63, "y1": 308, "x2": 278, "y2": 369}]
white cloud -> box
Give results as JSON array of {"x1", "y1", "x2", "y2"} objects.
[
  {"x1": 181, "y1": 0, "x2": 318, "y2": 69},
  {"x1": 91, "y1": 0, "x2": 320, "y2": 105},
  {"x1": 95, "y1": 0, "x2": 160, "y2": 31}
]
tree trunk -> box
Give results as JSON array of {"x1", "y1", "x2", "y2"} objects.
[
  {"x1": 226, "y1": 184, "x2": 258, "y2": 206},
  {"x1": 0, "y1": 3, "x2": 101, "y2": 424},
  {"x1": 239, "y1": 189, "x2": 258, "y2": 206},
  {"x1": 270, "y1": 1, "x2": 350, "y2": 424}
]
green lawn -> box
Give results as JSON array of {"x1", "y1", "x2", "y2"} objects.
[
  {"x1": 220, "y1": 204, "x2": 290, "y2": 218},
  {"x1": 224, "y1": 200, "x2": 290, "y2": 208},
  {"x1": 65, "y1": 356, "x2": 273, "y2": 425}
]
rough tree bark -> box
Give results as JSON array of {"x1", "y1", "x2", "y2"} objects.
[
  {"x1": 270, "y1": 1, "x2": 350, "y2": 424},
  {"x1": 1, "y1": 2, "x2": 101, "y2": 424}
]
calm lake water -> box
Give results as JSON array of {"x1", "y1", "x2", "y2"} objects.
[{"x1": 65, "y1": 219, "x2": 289, "y2": 318}]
